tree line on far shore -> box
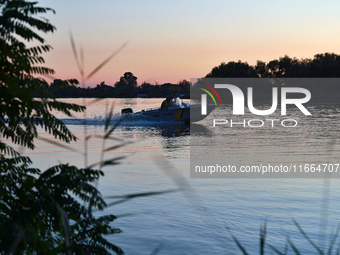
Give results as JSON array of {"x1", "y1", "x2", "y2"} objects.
[
  {"x1": 206, "y1": 53, "x2": 340, "y2": 78},
  {"x1": 42, "y1": 52, "x2": 340, "y2": 98},
  {"x1": 43, "y1": 72, "x2": 191, "y2": 98}
]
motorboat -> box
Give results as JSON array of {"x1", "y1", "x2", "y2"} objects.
[{"x1": 121, "y1": 97, "x2": 215, "y2": 123}]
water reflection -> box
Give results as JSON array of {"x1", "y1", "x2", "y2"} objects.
[
  {"x1": 156, "y1": 122, "x2": 190, "y2": 138},
  {"x1": 26, "y1": 98, "x2": 340, "y2": 254},
  {"x1": 144, "y1": 122, "x2": 212, "y2": 138}
]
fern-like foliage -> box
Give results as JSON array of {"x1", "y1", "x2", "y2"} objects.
[
  {"x1": 0, "y1": 161, "x2": 124, "y2": 254},
  {"x1": 0, "y1": 0, "x2": 85, "y2": 151},
  {"x1": 0, "y1": 1, "x2": 124, "y2": 254}
]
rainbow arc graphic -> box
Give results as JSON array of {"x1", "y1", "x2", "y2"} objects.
[
  {"x1": 199, "y1": 83, "x2": 223, "y2": 106},
  {"x1": 198, "y1": 83, "x2": 222, "y2": 115}
]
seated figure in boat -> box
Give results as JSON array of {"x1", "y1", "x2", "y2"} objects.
[
  {"x1": 170, "y1": 97, "x2": 184, "y2": 108},
  {"x1": 161, "y1": 97, "x2": 171, "y2": 109},
  {"x1": 169, "y1": 97, "x2": 177, "y2": 107},
  {"x1": 161, "y1": 97, "x2": 185, "y2": 109}
]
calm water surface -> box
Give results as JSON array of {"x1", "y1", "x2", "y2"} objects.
[{"x1": 19, "y1": 98, "x2": 340, "y2": 254}]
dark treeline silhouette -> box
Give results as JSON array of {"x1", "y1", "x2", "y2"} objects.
[
  {"x1": 44, "y1": 52, "x2": 340, "y2": 98},
  {"x1": 206, "y1": 53, "x2": 340, "y2": 78},
  {"x1": 194, "y1": 52, "x2": 340, "y2": 104},
  {"x1": 44, "y1": 72, "x2": 191, "y2": 98}
]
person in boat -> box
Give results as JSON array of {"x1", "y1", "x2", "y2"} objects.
[
  {"x1": 169, "y1": 97, "x2": 176, "y2": 107},
  {"x1": 161, "y1": 97, "x2": 171, "y2": 109}
]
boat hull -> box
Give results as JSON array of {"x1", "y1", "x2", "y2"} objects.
[{"x1": 134, "y1": 104, "x2": 215, "y2": 122}]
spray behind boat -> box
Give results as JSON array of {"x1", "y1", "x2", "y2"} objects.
[
  {"x1": 121, "y1": 95, "x2": 185, "y2": 115},
  {"x1": 120, "y1": 95, "x2": 214, "y2": 122}
]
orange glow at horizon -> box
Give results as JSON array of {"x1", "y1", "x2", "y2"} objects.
[{"x1": 37, "y1": 0, "x2": 340, "y2": 87}]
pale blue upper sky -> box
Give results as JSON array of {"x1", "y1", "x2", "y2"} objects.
[{"x1": 36, "y1": 0, "x2": 340, "y2": 85}]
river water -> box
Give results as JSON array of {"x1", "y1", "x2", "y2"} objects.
[{"x1": 19, "y1": 98, "x2": 340, "y2": 254}]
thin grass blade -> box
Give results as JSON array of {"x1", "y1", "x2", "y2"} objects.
[
  {"x1": 55, "y1": 203, "x2": 72, "y2": 255},
  {"x1": 103, "y1": 142, "x2": 131, "y2": 152},
  {"x1": 268, "y1": 244, "x2": 285, "y2": 255},
  {"x1": 114, "y1": 211, "x2": 150, "y2": 219},
  {"x1": 38, "y1": 137, "x2": 84, "y2": 155},
  {"x1": 293, "y1": 218, "x2": 324, "y2": 254},
  {"x1": 104, "y1": 189, "x2": 179, "y2": 208},
  {"x1": 150, "y1": 243, "x2": 164, "y2": 255},
  {"x1": 260, "y1": 220, "x2": 267, "y2": 255},
  {"x1": 80, "y1": 43, "x2": 84, "y2": 82},
  {"x1": 226, "y1": 225, "x2": 249, "y2": 255},
  {"x1": 86, "y1": 42, "x2": 128, "y2": 80},
  {"x1": 328, "y1": 222, "x2": 340, "y2": 255},
  {"x1": 105, "y1": 118, "x2": 124, "y2": 139},
  {"x1": 90, "y1": 134, "x2": 124, "y2": 142},
  {"x1": 105, "y1": 106, "x2": 114, "y2": 131},
  {"x1": 155, "y1": 158, "x2": 230, "y2": 251},
  {"x1": 69, "y1": 31, "x2": 84, "y2": 77},
  {"x1": 105, "y1": 189, "x2": 179, "y2": 200},
  {"x1": 288, "y1": 237, "x2": 302, "y2": 255},
  {"x1": 284, "y1": 236, "x2": 289, "y2": 255},
  {"x1": 335, "y1": 242, "x2": 340, "y2": 255},
  {"x1": 87, "y1": 156, "x2": 126, "y2": 169}
]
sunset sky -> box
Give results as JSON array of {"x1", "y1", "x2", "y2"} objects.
[{"x1": 37, "y1": 0, "x2": 340, "y2": 86}]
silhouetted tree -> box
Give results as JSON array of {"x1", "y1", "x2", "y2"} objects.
[
  {"x1": 266, "y1": 55, "x2": 301, "y2": 77},
  {"x1": 45, "y1": 53, "x2": 340, "y2": 99},
  {"x1": 307, "y1": 53, "x2": 340, "y2": 77},
  {"x1": 254, "y1": 60, "x2": 269, "y2": 77},
  {"x1": 206, "y1": 61, "x2": 259, "y2": 78},
  {"x1": 93, "y1": 81, "x2": 115, "y2": 97},
  {"x1": 115, "y1": 72, "x2": 137, "y2": 88},
  {"x1": 206, "y1": 53, "x2": 340, "y2": 79},
  {"x1": 114, "y1": 72, "x2": 137, "y2": 97},
  {"x1": 139, "y1": 82, "x2": 152, "y2": 95},
  {"x1": 178, "y1": 79, "x2": 189, "y2": 86}
]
